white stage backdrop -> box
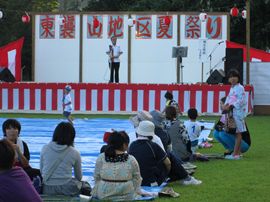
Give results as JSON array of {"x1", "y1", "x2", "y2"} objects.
[
  {"x1": 34, "y1": 14, "x2": 81, "y2": 82},
  {"x1": 249, "y1": 62, "x2": 270, "y2": 105},
  {"x1": 34, "y1": 13, "x2": 228, "y2": 84}
]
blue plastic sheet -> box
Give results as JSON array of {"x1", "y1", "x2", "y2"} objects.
[
  {"x1": 0, "y1": 117, "x2": 214, "y2": 193},
  {"x1": 0, "y1": 118, "x2": 134, "y2": 185}
]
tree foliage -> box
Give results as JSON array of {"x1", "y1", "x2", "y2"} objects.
[
  {"x1": 85, "y1": 0, "x2": 270, "y2": 50},
  {"x1": 0, "y1": 0, "x2": 269, "y2": 81},
  {"x1": 0, "y1": 0, "x2": 59, "y2": 80}
]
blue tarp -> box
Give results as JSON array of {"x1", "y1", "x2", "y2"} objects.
[
  {"x1": 0, "y1": 117, "x2": 214, "y2": 192},
  {"x1": 0, "y1": 118, "x2": 135, "y2": 185}
]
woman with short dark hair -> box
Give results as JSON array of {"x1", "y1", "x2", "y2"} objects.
[
  {"x1": 2, "y1": 118, "x2": 41, "y2": 181},
  {"x1": 0, "y1": 139, "x2": 42, "y2": 202},
  {"x1": 164, "y1": 106, "x2": 192, "y2": 161},
  {"x1": 40, "y1": 122, "x2": 91, "y2": 196},
  {"x1": 52, "y1": 121, "x2": 75, "y2": 146}
]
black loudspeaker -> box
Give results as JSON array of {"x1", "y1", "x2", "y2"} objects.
[
  {"x1": 0, "y1": 68, "x2": 16, "y2": 82},
  {"x1": 206, "y1": 69, "x2": 225, "y2": 84},
  {"x1": 225, "y1": 48, "x2": 243, "y2": 84}
]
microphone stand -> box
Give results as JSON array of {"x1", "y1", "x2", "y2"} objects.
[
  {"x1": 207, "y1": 56, "x2": 226, "y2": 76},
  {"x1": 207, "y1": 41, "x2": 224, "y2": 75},
  {"x1": 210, "y1": 57, "x2": 226, "y2": 73},
  {"x1": 177, "y1": 56, "x2": 184, "y2": 84}
]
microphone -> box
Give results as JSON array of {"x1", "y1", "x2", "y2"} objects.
[{"x1": 218, "y1": 41, "x2": 224, "y2": 45}]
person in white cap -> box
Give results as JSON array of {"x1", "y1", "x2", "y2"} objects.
[
  {"x1": 129, "y1": 120, "x2": 171, "y2": 186},
  {"x1": 129, "y1": 120, "x2": 202, "y2": 186},
  {"x1": 62, "y1": 85, "x2": 73, "y2": 124},
  {"x1": 129, "y1": 111, "x2": 165, "y2": 150}
]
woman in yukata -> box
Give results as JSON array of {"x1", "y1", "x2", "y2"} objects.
[
  {"x1": 92, "y1": 131, "x2": 149, "y2": 201},
  {"x1": 222, "y1": 69, "x2": 248, "y2": 160}
]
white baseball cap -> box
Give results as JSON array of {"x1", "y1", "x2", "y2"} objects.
[
  {"x1": 65, "y1": 85, "x2": 72, "y2": 91},
  {"x1": 136, "y1": 120, "x2": 155, "y2": 137}
]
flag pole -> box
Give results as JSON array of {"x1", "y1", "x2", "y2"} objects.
[{"x1": 246, "y1": 0, "x2": 250, "y2": 84}]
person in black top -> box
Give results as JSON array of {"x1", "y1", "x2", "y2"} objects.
[
  {"x1": 2, "y1": 119, "x2": 41, "y2": 181},
  {"x1": 129, "y1": 120, "x2": 202, "y2": 186}
]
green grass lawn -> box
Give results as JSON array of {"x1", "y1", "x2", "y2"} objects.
[
  {"x1": 154, "y1": 115, "x2": 270, "y2": 202},
  {"x1": 0, "y1": 114, "x2": 269, "y2": 202}
]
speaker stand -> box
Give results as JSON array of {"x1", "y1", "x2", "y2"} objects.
[{"x1": 177, "y1": 56, "x2": 184, "y2": 84}]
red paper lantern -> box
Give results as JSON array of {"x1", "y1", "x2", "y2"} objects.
[
  {"x1": 93, "y1": 17, "x2": 99, "y2": 28},
  {"x1": 22, "y1": 14, "x2": 30, "y2": 23},
  {"x1": 164, "y1": 16, "x2": 171, "y2": 25},
  {"x1": 230, "y1": 6, "x2": 239, "y2": 17}
]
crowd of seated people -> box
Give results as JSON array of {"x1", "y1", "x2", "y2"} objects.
[{"x1": 3, "y1": 101, "x2": 241, "y2": 201}]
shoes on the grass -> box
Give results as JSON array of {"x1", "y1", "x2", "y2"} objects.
[
  {"x1": 207, "y1": 137, "x2": 214, "y2": 142},
  {"x1": 224, "y1": 154, "x2": 241, "y2": 160},
  {"x1": 199, "y1": 142, "x2": 213, "y2": 148},
  {"x1": 224, "y1": 151, "x2": 233, "y2": 156},
  {"x1": 181, "y1": 176, "x2": 202, "y2": 185},
  {"x1": 182, "y1": 162, "x2": 197, "y2": 170},
  {"x1": 158, "y1": 187, "x2": 180, "y2": 198},
  {"x1": 186, "y1": 169, "x2": 195, "y2": 175},
  {"x1": 194, "y1": 154, "x2": 209, "y2": 162}
]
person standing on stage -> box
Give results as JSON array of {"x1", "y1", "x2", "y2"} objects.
[{"x1": 107, "y1": 36, "x2": 123, "y2": 83}]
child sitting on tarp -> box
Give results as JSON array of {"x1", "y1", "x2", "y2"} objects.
[
  {"x1": 184, "y1": 108, "x2": 204, "y2": 154},
  {"x1": 164, "y1": 106, "x2": 209, "y2": 162}
]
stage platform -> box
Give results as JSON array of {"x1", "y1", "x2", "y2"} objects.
[{"x1": 0, "y1": 82, "x2": 253, "y2": 114}]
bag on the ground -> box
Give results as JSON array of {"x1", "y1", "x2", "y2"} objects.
[
  {"x1": 214, "y1": 121, "x2": 225, "y2": 131},
  {"x1": 80, "y1": 181, "x2": 92, "y2": 196},
  {"x1": 32, "y1": 176, "x2": 43, "y2": 194},
  {"x1": 225, "y1": 110, "x2": 236, "y2": 134}
]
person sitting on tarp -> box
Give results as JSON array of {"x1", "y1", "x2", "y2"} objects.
[
  {"x1": 40, "y1": 122, "x2": 91, "y2": 196},
  {"x1": 129, "y1": 120, "x2": 202, "y2": 186},
  {"x1": 2, "y1": 119, "x2": 42, "y2": 182},
  {"x1": 164, "y1": 106, "x2": 192, "y2": 162},
  {"x1": 129, "y1": 111, "x2": 165, "y2": 150},
  {"x1": 0, "y1": 139, "x2": 42, "y2": 202},
  {"x1": 92, "y1": 131, "x2": 155, "y2": 201}
]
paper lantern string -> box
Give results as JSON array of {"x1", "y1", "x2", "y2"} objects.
[
  {"x1": 93, "y1": 17, "x2": 100, "y2": 28},
  {"x1": 22, "y1": 12, "x2": 31, "y2": 23},
  {"x1": 230, "y1": 6, "x2": 239, "y2": 17},
  {"x1": 164, "y1": 16, "x2": 170, "y2": 25}
]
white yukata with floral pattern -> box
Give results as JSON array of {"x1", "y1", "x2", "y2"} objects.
[
  {"x1": 225, "y1": 83, "x2": 247, "y2": 133},
  {"x1": 92, "y1": 153, "x2": 142, "y2": 201}
]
